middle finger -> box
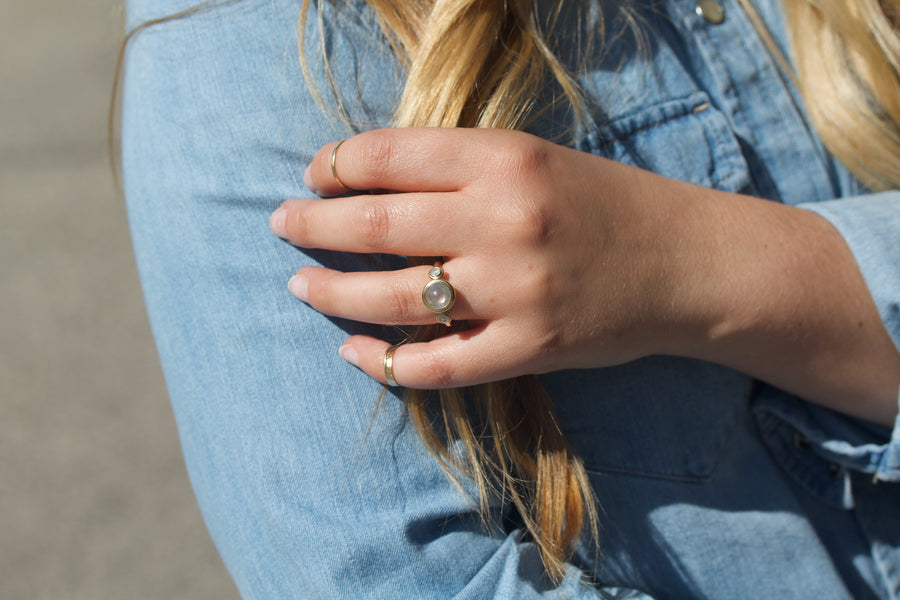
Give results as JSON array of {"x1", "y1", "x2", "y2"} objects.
[{"x1": 271, "y1": 192, "x2": 478, "y2": 255}]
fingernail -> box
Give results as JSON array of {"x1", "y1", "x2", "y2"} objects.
[
  {"x1": 288, "y1": 273, "x2": 308, "y2": 302},
  {"x1": 302, "y1": 165, "x2": 313, "y2": 191},
  {"x1": 339, "y1": 342, "x2": 359, "y2": 367},
  {"x1": 270, "y1": 208, "x2": 287, "y2": 238}
]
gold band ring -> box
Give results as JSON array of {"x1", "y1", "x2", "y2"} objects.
[
  {"x1": 330, "y1": 139, "x2": 349, "y2": 190},
  {"x1": 422, "y1": 262, "x2": 455, "y2": 326},
  {"x1": 383, "y1": 344, "x2": 400, "y2": 387}
]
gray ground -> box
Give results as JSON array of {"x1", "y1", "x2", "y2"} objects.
[{"x1": 1, "y1": 2, "x2": 240, "y2": 598}]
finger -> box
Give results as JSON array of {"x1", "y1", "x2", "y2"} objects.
[
  {"x1": 339, "y1": 324, "x2": 529, "y2": 389},
  {"x1": 271, "y1": 192, "x2": 478, "y2": 255},
  {"x1": 290, "y1": 265, "x2": 480, "y2": 325},
  {"x1": 306, "y1": 129, "x2": 491, "y2": 196}
]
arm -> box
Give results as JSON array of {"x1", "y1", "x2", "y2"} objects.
[{"x1": 271, "y1": 128, "x2": 900, "y2": 426}]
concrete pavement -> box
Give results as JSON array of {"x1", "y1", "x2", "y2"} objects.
[{"x1": 1, "y1": 1, "x2": 239, "y2": 597}]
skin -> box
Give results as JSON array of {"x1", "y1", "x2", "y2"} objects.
[{"x1": 269, "y1": 127, "x2": 900, "y2": 427}]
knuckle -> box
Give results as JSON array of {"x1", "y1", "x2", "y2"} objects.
[
  {"x1": 307, "y1": 275, "x2": 337, "y2": 313},
  {"x1": 283, "y1": 208, "x2": 310, "y2": 243},
  {"x1": 501, "y1": 201, "x2": 554, "y2": 246},
  {"x1": 385, "y1": 278, "x2": 416, "y2": 323},
  {"x1": 518, "y1": 267, "x2": 570, "y2": 366},
  {"x1": 487, "y1": 141, "x2": 556, "y2": 246},
  {"x1": 359, "y1": 133, "x2": 396, "y2": 182},
  {"x1": 355, "y1": 200, "x2": 392, "y2": 250},
  {"x1": 419, "y1": 350, "x2": 455, "y2": 388},
  {"x1": 500, "y1": 136, "x2": 550, "y2": 180}
]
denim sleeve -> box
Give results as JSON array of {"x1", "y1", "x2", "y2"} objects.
[
  {"x1": 798, "y1": 192, "x2": 900, "y2": 482},
  {"x1": 121, "y1": 1, "x2": 643, "y2": 597}
]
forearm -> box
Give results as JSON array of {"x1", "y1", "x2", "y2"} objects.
[{"x1": 662, "y1": 179, "x2": 900, "y2": 426}]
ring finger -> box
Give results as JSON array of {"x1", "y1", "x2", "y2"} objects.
[{"x1": 289, "y1": 264, "x2": 484, "y2": 326}]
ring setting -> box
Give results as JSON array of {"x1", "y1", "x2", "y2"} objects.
[{"x1": 422, "y1": 263, "x2": 455, "y2": 326}]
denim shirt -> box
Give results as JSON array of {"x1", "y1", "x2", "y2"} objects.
[{"x1": 122, "y1": 0, "x2": 900, "y2": 598}]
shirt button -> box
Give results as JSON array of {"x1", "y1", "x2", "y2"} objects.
[{"x1": 696, "y1": 0, "x2": 726, "y2": 24}]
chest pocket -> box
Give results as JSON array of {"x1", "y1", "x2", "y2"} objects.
[
  {"x1": 547, "y1": 93, "x2": 756, "y2": 482},
  {"x1": 546, "y1": 358, "x2": 751, "y2": 482},
  {"x1": 581, "y1": 91, "x2": 755, "y2": 194}
]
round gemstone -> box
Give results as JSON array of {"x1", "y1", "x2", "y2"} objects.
[
  {"x1": 428, "y1": 266, "x2": 444, "y2": 279},
  {"x1": 422, "y1": 279, "x2": 455, "y2": 313},
  {"x1": 436, "y1": 313, "x2": 452, "y2": 325}
]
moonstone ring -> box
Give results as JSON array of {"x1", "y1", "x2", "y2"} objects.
[{"x1": 422, "y1": 262, "x2": 455, "y2": 326}]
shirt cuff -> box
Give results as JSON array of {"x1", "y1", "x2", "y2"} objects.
[
  {"x1": 798, "y1": 191, "x2": 900, "y2": 353},
  {"x1": 797, "y1": 191, "x2": 900, "y2": 481}
]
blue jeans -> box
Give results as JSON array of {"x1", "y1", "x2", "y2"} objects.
[{"x1": 122, "y1": 0, "x2": 900, "y2": 597}]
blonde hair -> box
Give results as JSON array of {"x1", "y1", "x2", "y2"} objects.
[
  {"x1": 300, "y1": 0, "x2": 900, "y2": 582},
  {"x1": 301, "y1": 0, "x2": 600, "y2": 581},
  {"x1": 782, "y1": 0, "x2": 900, "y2": 191}
]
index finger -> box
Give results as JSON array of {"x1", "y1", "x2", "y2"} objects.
[{"x1": 305, "y1": 128, "x2": 489, "y2": 196}]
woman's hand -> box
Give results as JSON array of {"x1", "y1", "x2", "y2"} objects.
[
  {"x1": 269, "y1": 128, "x2": 708, "y2": 387},
  {"x1": 270, "y1": 127, "x2": 900, "y2": 425}
]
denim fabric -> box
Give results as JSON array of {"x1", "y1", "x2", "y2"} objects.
[{"x1": 121, "y1": 0, "x2": 900, "y2": 598}]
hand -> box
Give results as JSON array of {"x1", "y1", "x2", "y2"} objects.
[
  {"x1": 269, "y1": 128, "x2": 708, "y2": 388},
  {"x1": 269, "y1": 127, "x2": 899, "y2": 425}
]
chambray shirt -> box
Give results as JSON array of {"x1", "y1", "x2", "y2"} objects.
[{"x1": 122, "y1": 0, "x2": 900, "y2": 597}]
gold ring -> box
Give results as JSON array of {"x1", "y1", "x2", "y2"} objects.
[
  {"x1": 383, "y1": 344, "x2": 399, "y2": 387},
  {"x1": 422, "y1": 262, "x2": 455, "y2": 326},
  {"x1": 330, "y1": 139, "x2": 349, "y2": 190}
]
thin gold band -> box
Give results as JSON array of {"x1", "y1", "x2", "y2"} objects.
[
  {"x1": 330, "y1": 139, "x2": 349, "y2": 190},
  {"x1": 383, "y1": 344, "x2": 399, "y2": 387}
]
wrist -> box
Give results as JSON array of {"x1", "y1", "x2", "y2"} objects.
[
  {"x1": 659, "y1": 189, "x2": 900, "y2": 425},
  {"x1": 630, "y1": 176, "x2": 736, "y2": 361}
]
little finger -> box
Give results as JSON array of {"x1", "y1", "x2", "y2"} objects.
[{"x1": 338, "y1": 326, "x2": 530, "y2": 389}]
